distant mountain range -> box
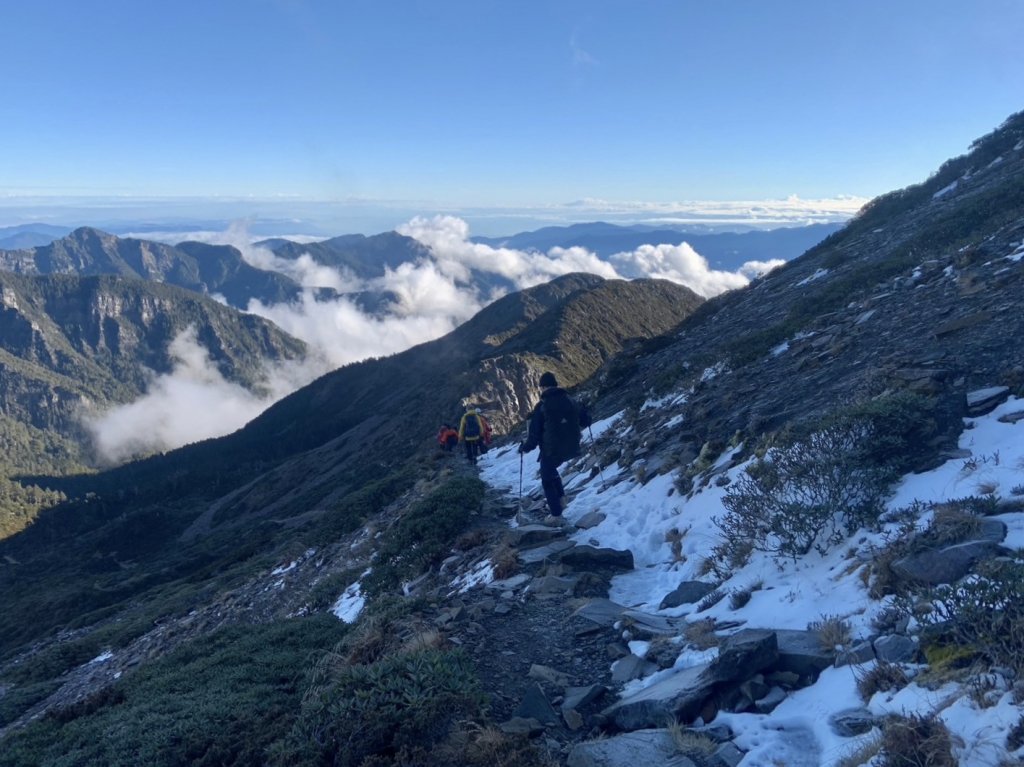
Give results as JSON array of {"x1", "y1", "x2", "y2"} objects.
[{"x1": 472, "y1": 221, "x2": 844, "y2": 271}]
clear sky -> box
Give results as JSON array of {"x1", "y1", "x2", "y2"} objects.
[{"x1": 2, "y1": 0, "x2": 1022, "y2": 232}]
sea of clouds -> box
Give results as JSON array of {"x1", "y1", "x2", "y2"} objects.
[{"x1": 84, "y1": 215, "x2": 788, "y2": 462}]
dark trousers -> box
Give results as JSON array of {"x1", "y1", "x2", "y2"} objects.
[
  {"x1": 539, "y1": 455, "x2": 565, "y2": 516},
  {"x1": 464, "y1": 439, "x2": 481, "y2": 463}
]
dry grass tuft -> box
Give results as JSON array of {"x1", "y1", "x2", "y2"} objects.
[
  {"x1": 683, "y1": 617, "x2": 721, "y2": 650},
  {"x1": 491, "y1": 545, "x2": 519, "y2": 579},
  {"x1": 879, "y1": 713, "x2": 957, "y2": 767},
  {"x1": 855, "y1": 661, "x2": 909, "y2": 702},
  {"x1": 809, "y1": 614, "x2": 853, "y2": 651}
]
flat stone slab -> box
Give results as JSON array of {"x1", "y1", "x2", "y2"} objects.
[
  {"x1": 558, "y1": 545, "x2": 635, "y2": 571},
  {"x1": 659, "y1": 580, "x2": 717, "y2": 609},
  {"x1": 568, "y1": 730, "x2": 698, "y2": 767},
  {"x1": 573, "y1": 599, "x2": 684, "y2": 636},
  {"x1": 575, "y1": 511, "x2": 607, "y2": 529},
  {"x1": 772, "y1": 629, "x2": 836, "y2": 678},
  {"x1": 511, "y1": 524, "x2": 568, "y2": 547},
  {"x1": 603, "y1": 662, "x2": 713, "y2": 730},
  {"x1": 967, "y1": 385, "x2": 1010, "y2": 413},
  {"x1": 892, "y1": 539, "x2": 1002, "y2": 585},
  {"x1": 486, "y1": 573, "x2": 532, "y2": 591},
  {"x1": 518, "y1": 539, "x2": 577, "y2": 565}
]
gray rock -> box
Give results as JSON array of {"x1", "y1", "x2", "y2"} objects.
[
  {"x1": 998, "y1": 409, "x2": 1024, "y2": 424},
  {"x1": 528, "y1": 663, "x2": 572, "y2": 688},
  {"x1": 567, "y1": 730, "x2": 698, "y2": 767},
  {"x1": 621, "y1": 608, "x2": 687, "y2": 637},
  {"x1": 563, "y1": 707, "x2": 585, "y2": 731},
  {"x1": 559, "y1": 545, "x2": 635, "y2": 571},
  {"x1": 519, "y1": 539, "x2": 576, "y2": 565},
  {"x1": 494, "y1": 602, "x2": 513, "y2": 615},
  {"x1": 603, "y1": 662, "x2": 713, "y2": 730},
  {"x1": 706, "y1": 629, "x2": 779, "y2": 684},
  {"x1": 772, "y1": 629, "x2": 836, "y2": 678},
  {"x1": 966, "y1": 385, "x2": 1010, "y2": 415},
  {"x1": 873, "y1": 634, "x2": 918, "y2": 663},
  {"x1": 499, "y1": 716, "x2": 545, "y2": 736},
  {"x1": 516, "y1": 682, "x2": 559, "y2": 725},
  {"x1": 739, "y1": 675, "x2": 769, "y2": 702},
  {"x1": 511, "y1": 524, "x2": 568, "y2": 547},
  {"x1": 611, "y1": 654, "x2": 659, "y2": 683},
  {"x1": 659, "y1": 581, "x2": 717, "y2": 609},
  {"x1": 978, "y1": 519, "x2": 1008, "y2": 542},
  {"x1": 563, "y1": 684, "x2": 607, "y2": 714},
  {"x1": 530, "y1": 574, "x2": 580, "y2": 595},
  {"x1": 753, "y1": 685, "x2": 787, "y2": 713},
  {"x1": 891, "y1": 540, "x2": 1002, "y2": 585},
  {"x1": 605, "y1": 630, "x2": 777, "y2": 730},
  {"x1": 709, "y1": 742, "x2": 745, "y2": 767},
  {"x1": 829, "y1": 707, "x2": 880, "y2": 737},
  {"x1": 574, "y1": 598, "x2": 627, "y2": 627},
  {"x1": 487, "y1": 573, "x2": 532, "y2": 591},
  {"x1": 835, "y1": 640, "x2": 876, "y2": 667},
  {"x1": 575, "y1": 511, "x2": 607, "y2": 529}
]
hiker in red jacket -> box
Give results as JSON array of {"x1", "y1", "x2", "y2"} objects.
[{"x1": 436, "y1": 424, "x2": 459, "y2": 452}]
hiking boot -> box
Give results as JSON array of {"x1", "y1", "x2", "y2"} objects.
[{"x1": 544, "y1": 514, "x2": 569, "y2": 526}]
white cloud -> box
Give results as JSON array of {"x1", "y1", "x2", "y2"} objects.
[
  {"x1": 612, "y1": 242, "x2": 749, "y2": 296},
  {"x1": 84, "y1": 326, "x2": 319, "y2": 464},
  {"x1": 84, "y1": 216, "x2": 803, "y2": 461}
]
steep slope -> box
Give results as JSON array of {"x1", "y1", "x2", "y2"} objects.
[
  {"x1": 0, "y1": 272, "x2": 307, "y2": 536},
  {"x1": 2, "y1": 114, "x2": 1023, "y2": 767},
  {"x1": 590, "y1": 110, "x2": 1024, "y2": 461},
  {"x1": 0, "y1": 228, "x2": 302, "y2": 309}
]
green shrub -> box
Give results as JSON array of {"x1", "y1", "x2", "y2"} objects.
[
  {"x1": 0, "y1": 616, "x2": 347, "y2": 767},
  {"x1": 364, "y1": 477, "x2": 485, "y2": 598},
  {"x1": 273, "y1": 648, "x2": 485, "y2": 767},
  {"x1": 715, "y1": 422, "x2": 891, "y2": 561},
  {"x1": 915, "y1": 559, "x2": 1024, "y2": 674}
]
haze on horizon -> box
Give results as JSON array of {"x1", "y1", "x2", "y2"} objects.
[{"x1": 2, "y1": 1, "x2": 1022, "y2": 236}]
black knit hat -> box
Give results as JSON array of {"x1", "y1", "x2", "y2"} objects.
[{"x1": 539, "y1": 371, "x2": 558, "y2": 388}]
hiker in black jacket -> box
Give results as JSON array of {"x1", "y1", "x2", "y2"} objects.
[{"x1": 518, "y1": 371, "x2": 591, "y2": 521}]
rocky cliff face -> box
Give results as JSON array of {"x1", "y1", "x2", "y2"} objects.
[
  {"x1": 0, "y1": 228, "x2": 302, "y2": 309},
  {"x1": 0, "y1": 272, "x2": 308, "y2": 536}
]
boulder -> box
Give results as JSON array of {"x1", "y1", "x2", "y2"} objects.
[
  {"x1": 516, "y1": 682, "x2": 559, "y2": 725},
  {"x1": 891, "y1": 540, "x2": 1002, "y2": 585},
  {"x1": 562, "y1": 684, "x2": 607, "y2": 715},
  {"x1": 966, "y1": 385, "x2": 1010, "y2": 415},
  {"x1": 567, "y1": 730, "x2": 698, "y2": 767},
  {"x1": 835, "y1": 640, "x2": 876, "y2": 668},
  {"x1": 604, "y1": 630, "x2": 777, "y2": 730},
  {"x1": 659, "y1": 581, "x2": 717, "y2": 609},
  {"x1": 519, "y1": 539, "x2": 576, "y2": 565},
  {"x1": 530, "y1": 574, "x2": 580, "y2": 595},
  {"x1": 772, "y1": 629, "x2": 836, "y2": 678},
  {"x1": 575, "y1": 511, "x2": 607, "y2": 529},
  {"x1": 873, "y1": 634, "x2": 918, "y2": 663},
  {"x1": 511, "y1": 524, "x2": 568, "y2": 547},
  {"x1": 559, "y1": 545, "x2": 635, "y2": 571},
  {"x1": 611, "y1": 654, "x2": 659, "y2": 683},
  {"x1": 829, "y1": 707, "x2": 880, "y2": 737}
]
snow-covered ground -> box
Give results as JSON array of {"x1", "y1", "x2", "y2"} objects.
[{"x1": 480, "y1": 397, "x2": 1024, "y2": 766}]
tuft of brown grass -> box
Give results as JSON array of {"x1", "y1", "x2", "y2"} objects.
[
  {"x1": 834, "y1": 734, "x2": 882, "y2": 767},
  {"x1": 809, "y1": 614, "x2": 853, "y2": 651},
  {"x1": 879, "y1": 714, "x2": 957, "y2": 767},
  {"x1": 683, "y1": 617, "x2": 721, "y2": 650},
  {"x1": 667, "y1": 721, "x2": 717, "y2": 760},
  {"x1": 455, "y1": 529, "x2": 489, "y2": 550},
  {"x1": 491, "y1": 545, "x2": 519, "y2": 579},
  {"x1": 856, "y1": 661, "x2": 909, "y2": 702}
]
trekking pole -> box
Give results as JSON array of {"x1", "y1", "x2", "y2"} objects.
[
  {"x1": 517, "y1": 451, "x2": 524, "y2": 524},
  {"x1": 588, "y1": 424, "x2": 607, "y2": 486}
]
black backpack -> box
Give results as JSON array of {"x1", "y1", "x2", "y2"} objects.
[
  {"x1": 463, "y1": 413, "x2": 482, "y2": 439},
  {"x1": 542, "y1": 391, "x2": 582, "y2": 464}
]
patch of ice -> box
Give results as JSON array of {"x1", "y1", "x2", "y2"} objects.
[
  {"x1": 933, "y1": 180, "x2": 959, "y2": 199},
  {"x1": 271, "y1": 561, "x2": 297, "y2": 576},
  {"x1": 797, "y1": 268, "x2": 829, "y2": 286},
  {"x1": 451, "y1": 560, "x2": 495, "y2": 594},
  {"x1": 90, "y1": 650, "x2": 114, "y2": 664},
  {"x1": 771, "y1": 341, "x2": 790, "y2": 356},
  {"x1": 331, "y1": 579, "x2": 366, "y2": 623}
]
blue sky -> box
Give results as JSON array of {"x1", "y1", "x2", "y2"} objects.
[{"x1": 2, "y1": 0, "x2": 1022, "y2": 233}]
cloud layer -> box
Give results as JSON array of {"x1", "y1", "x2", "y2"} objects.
[{"x1": 86, "y1": 216, "x2": 793, "y2": 461}]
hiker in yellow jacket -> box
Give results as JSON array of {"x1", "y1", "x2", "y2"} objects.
[{"x1": 458, "y1": 408, "x2": 485, "y2": 465}]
